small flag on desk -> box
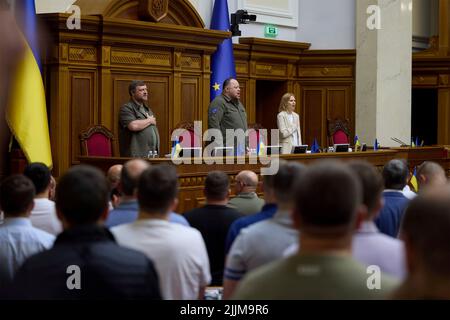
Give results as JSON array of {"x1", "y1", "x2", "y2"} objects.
[
  {"x1": 311, "y1": 138, "x2": 320, "y2": 154},
  {"x1": 415, "y1": 136, "x2": 420, "y2": 148},
  {"x1": 374, "y1": 139, "x2": 379, "y2": 151},
  {"x1": 410, "y1": 167, "x2": 419, "y2": 192},
  {"x1": 171, "y1": 138, "x2": 182, "y2": 159},
  {"x1": 258, "y1": 140, "x2": 266, "y2": 156},
  {"x1": 411, "y1": 138, "x2": 416, "y2": 148},
  {"x1": 354, "y1": 135, "x2": 361, "y2": 151}
]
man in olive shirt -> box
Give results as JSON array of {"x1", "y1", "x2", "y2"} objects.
[
  {"x1": 119, "y1": 81, "x2": 160, "y2": 157},
  {"x1": 208, "y1": 78, "x2": 248, "y2": 154},
  {"x1": 233, "y1": 161, "x2": 398, "y2": 300}
]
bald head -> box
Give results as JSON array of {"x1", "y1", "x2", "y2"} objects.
[
  {"x1": 121, "y1": 159, "x2": 150, "y2": 196},
  {"x1": 106, "y1": 164, "x2": 123, "y2": 190},
  {"x1": 235, "y1": 170, "x2": 259, "y2": 194},
  {"x1": 417, "y1": 161, "x2": 447, "y2": 191}
]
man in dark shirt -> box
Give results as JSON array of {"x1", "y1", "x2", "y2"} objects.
[
  {"x1": 119, "y1": 80, "x2": 160, "y2": 157},
  {"x1": 11, "y1": 165, "x2": 162, "y2": 300},
  {"x1": 184, "y1": 171, "x2": 243, "y2": 286},
  {"x1": 375, "y1": 159, "x2": 410, "y2": 238}
]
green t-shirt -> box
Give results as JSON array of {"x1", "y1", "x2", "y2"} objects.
[{"x1": 233, "y1": 254, "x2": 399, "y2": 300}]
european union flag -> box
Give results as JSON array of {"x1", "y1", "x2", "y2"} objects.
[
  {"x1": 311, "y1": 138, "x2": 320, "y2": 153},
  {"x1": 210, "y1": 0, "x2": 236, "y2": 101}
]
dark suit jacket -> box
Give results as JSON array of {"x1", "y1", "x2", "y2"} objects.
[{"x1": 10, "y1": 225, "x2": 162, "y2": 300}]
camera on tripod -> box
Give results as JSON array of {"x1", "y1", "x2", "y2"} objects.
[{"x1": 230, "y1": 10, "x2": 257, "y2": 36}]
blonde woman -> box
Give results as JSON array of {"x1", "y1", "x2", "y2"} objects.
[{"x1": 277, "y1": 93, "x2": 302, "y2": 154}]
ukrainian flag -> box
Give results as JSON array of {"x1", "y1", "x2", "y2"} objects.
[
  {"x1": 354, "y1": 135, "x2": 361, "y2": 151},
  {"x1": 410, "y1": 167, "x2": 419, "y2": 192},
  {"x1": 171, "y1": 139, "x2": 182, "y2": 159},
  {"x1": 6, "y1": 0, "x2": 52, "y2": 167}
]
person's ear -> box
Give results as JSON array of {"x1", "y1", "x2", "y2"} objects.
[
  {"x1": 372, "y1": 196, "x2": 384, "y2": 219},
  {"x1": 354, "y1": 204, "x2": 367, "y2": 231},
  {"x1": 170, "y1": 198, "x2": 179, "y2": 213}
]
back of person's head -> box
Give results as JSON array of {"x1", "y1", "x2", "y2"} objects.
[
  {"x1": 273, "y1": 161, "x2": 305, "y2": 204},
  {"x1": 417, "y1": 161, "x2": 447, "y2": 190},
  {"x1": 121, "y1": 159, "x2": 150, "y2": 196},
  {"x1": 295, "y1": 161, "x2": 362, "y2": 235},
  {"x1": 348, "y1": 161, "x2": 383, "y2": 218},
  {"x1": 400, "y1": 190, "x2": 450, "y2": 279},
  {"x1": 383, "y1": 159, "x2": 408, "y2": 190},
  {"x1": 235, "y1": 170, "x2": 258, "y2": 191},
  {"x1": 23, "y1": 162, "x2": 51, "y2": 195},
  {"x1": 55, "y1": 165, "x2": 109, "y2": 226},
  {"x1": 138, "y1": 164, "x2": 178, "y2": 214},
  {"x1": 106, "y1": 164, "x2": 123, "y2": 190},
  {"x1": 0, "y1": 175, "x2": 35, "y2": 217},
  {"x1": 204, "y1": 171, "x2": 229, "y2": 201}
]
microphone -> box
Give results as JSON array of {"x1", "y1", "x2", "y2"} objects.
[{"x1": 391, "y1": 137, "x2": 408, "y2": 147}]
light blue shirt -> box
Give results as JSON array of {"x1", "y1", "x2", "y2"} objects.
[
  {"x1": 0, "y1": 218, "x2": 55, "y2": 287},
  {"x1": 105, "y1": 200, "x2": 190, "y2": 228},
  {"x1": 352, "y1": 221, "x2": 406, "y2": 280}
]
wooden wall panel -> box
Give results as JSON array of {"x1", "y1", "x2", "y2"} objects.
[
  {"x1": 327, "y1": 87, "x2": 349, "y2": 120},
  {"x1": 302, "y1": 88, "x2": 325, "y2": 146},
  {"x1": 70, "y1": 72, "x2": 97, "y2": 164},
  {"x1": 180, "y1": 77, "x2": 199, "y2": 124}
]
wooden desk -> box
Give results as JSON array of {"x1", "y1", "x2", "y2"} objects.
[{"x1": 80, "y1": 148, "x2": 450, "y2": 213}]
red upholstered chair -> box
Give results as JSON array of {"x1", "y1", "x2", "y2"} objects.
[
  {"x1": 79, "y1": 125, "x2": 114, "y2": 157},
  {"x1": 327, "y1": 118, "x2": 350, "y2": 146},
  {"x1": 172, "y1": 121, "x2": 201, "y2": 148}
]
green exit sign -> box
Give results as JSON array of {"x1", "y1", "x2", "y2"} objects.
[{"x1": 264, "y1": 25, "x2": 278, "y2": 38}]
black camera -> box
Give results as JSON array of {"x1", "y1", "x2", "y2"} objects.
[{"x1": 230, "y1": 10, "x2": 257, "y2": 36}]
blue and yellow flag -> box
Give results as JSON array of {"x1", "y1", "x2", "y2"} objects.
[
  {"x1": 171, "y1": 138, "x2": 182, "y2": 159},
  {"x1": 410, "y1": 167, "x2": 419, "y2": 192},
  {"x1": 354, "y1": 135, "x2": 361, "y2": 151},
  {"x1": 210, "y1": 0, "x2": 236, "y2": 100},
  {"x1": 6, "y1": 0, "x2": 52, "y2": 167}
]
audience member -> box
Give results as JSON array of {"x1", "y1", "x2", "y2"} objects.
[
  {"x1": 106, "y1": 164, "x2": 123, "y2": 209},
  {"x1": 375, "y1": 159, "x2": 410, "y2": 237},
  {"x1": 12, "y1": 165, "x2": 162, "y2": 299},
  {"x1": 228, "y1": 170, "x2": 264, "y2": 215},
  {"x1": 184, "y1": 171, "x2": 243, "y2": 286},
  {"x1": 223, "y1": 162, "x2": 304, "y2": 299},
  {"x1": 23, "y1": 162, "x2": 62, "y2": 235},
  {"x1": 0, "y1": 175, "x2": 54, "y2": 287},
  {"x1": 225, "y1": 173, "x2": 278, "y2": 254},
  {"x1": 233, "y1": 161, "x2": 398, "y2": 299},
  {"x1": 112, "y1": 164, "x2": 210, "y2": 299},
  {"x1": 394, "y1": 187, "x2": 450, "y2": 299},
  {"x1": 417, "y1": 161, "x2": 447, "y2": 192},
  {"x1": 105, "y1": 159, "x2": 189, "y2": 228}
]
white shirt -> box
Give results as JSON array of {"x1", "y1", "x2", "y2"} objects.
[
  {"x1": 0, "y1": 218, "x2": 55, "y2": 287},
  {"x1": 287, "y1": 113, "x2": 299, "y2": 146},
  {"x1": 112, "y1": 219, "x2": 211, "y2": 300},
  {"x1": 30, "y1": 198, "x2": 63, "y2": 235}
]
